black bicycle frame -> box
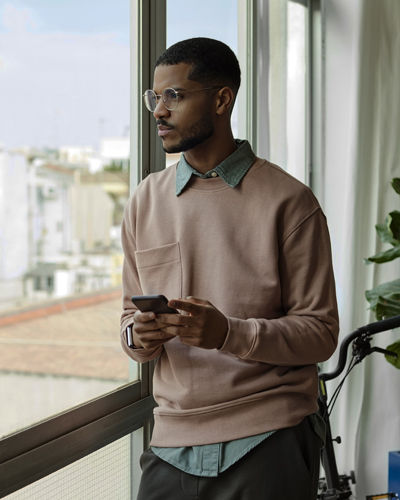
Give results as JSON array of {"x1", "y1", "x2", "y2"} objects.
[{"x1": 318, "y1": 314, "x2": 400, "y2": 498}]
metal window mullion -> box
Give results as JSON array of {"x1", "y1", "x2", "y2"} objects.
[
  {"x1": 130, "y1": 0, "x2": 166, "y2": 460},
  {"x1": 305, "y1": 0, "x2": 312, "y2": 188},
  {"x1": 255, "y1": 0, "x2": 271, "y2": 160},
  {"x1": 130, "y1": 0, "x2": 167, "y2": 383},
  {"x1": 237, "y1": 0, "x2": 257, "y2": 150},
  {"x1": 131, "y1": 0, "x2": 166, "y2": 189},
  {"x1": 306, "y1": 0, "x2": 324, "y2": 198}
]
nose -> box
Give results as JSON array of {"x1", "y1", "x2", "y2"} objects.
[{"x1": 153, "y1": 98, "x2": 170, "y2": 120}]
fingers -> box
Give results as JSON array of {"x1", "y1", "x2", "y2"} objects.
[
  {"x1": 161, "y1": 297, "x2": 210, "y2": 339},
  {"x1": 133, "y1": 310, "x2": 156, "y2": 323},
  {"x1": 157, "y1": 311, "x2": 201, "y2": 337},
  {"x1": 161, "y1": 324, "x2": 201, "y2": 337},
  {"x1": 136, "y1": 333, "x2": 174, "y2": 350},
  {"x1": 164, "y1": 297, "x2": 228, "y2": 350},
  {"x1": 156, "y1": 313, "x2": 192, "y2": 326},
  {"x1": 133, "y1": 325, "x2": 174, "y2": 349},
  {"x1": 133, "y1": 310, "x2": 165, "y2": 333},
  {"x1": 132, "y1": 297, "x2": 226, "y2": 350},
  {"x1": 169, "y1": 298, "x2": 209, "y2": 314},
  {"x1": 132, "y1": 309, "x2": 175, "y2": 349},
  {"x1": 185, "y1": 296, "x2": 210, "y2": 305}
]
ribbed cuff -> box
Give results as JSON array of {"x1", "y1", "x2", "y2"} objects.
[{"x1": 219, "y1": 316, "x2": 257, "y2": 359}]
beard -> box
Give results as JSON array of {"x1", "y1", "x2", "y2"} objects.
[{"x1": 161, "y1": 114, "x2": 214, "y2": 154}]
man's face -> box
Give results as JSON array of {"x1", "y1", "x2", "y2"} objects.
[{"x1": 152, "y1": 63, "x2": 216, "y2": 154}]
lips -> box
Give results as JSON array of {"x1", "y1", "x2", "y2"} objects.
[{"x1": 157, "y1": 125, "x2": 173, "y2": 137}]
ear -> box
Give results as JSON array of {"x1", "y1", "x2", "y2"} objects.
[{"x1": 215, "y1": 87, "x2": 235, "y2": 116}]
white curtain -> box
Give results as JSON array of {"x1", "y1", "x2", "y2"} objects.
[
  {"x1": 323, "y1": 0, "x2": 400, "y2": 497},
  {"x1": 255, "y1": 0, "x2": 400, "y2": 495}
]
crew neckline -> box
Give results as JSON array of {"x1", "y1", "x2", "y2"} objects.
[{"x1": 179, "y1": 171, "x2": 232, "y2": 192}]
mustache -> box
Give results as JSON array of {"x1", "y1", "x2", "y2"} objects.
[{"x1": 156, "y1": 119, "x2": 174, "y2": 128}]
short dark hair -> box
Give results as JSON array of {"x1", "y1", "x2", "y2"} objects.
[{"x1": 156, "y1": 37, "x2": 241, "y2": 95}]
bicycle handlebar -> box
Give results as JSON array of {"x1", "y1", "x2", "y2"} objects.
[
  {"x1": 356, "y1": 314, "x2": 400, "y2": 335},
  {"x1": 319, "y1": 314, "x2": 400, "y2": 382}
]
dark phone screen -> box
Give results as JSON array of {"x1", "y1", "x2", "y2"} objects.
[{"x1": 131, "y1": 295, "x2": 178, "y2": 314}]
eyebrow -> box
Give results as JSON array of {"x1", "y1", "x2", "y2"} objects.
[{"x1": 152, "y1": 87, "x2": 187, "y2": 93}]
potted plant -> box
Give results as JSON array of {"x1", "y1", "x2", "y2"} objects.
[{"x1": 365, "y1": 177, "x2": 400, "y2": 369}]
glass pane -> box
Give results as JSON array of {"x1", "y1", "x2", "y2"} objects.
[
  {"x1": 286, "y1": 0, "x2": 307, "y2": 182},
  {"x1": 165, "y1": 0, "x2": 238, "y2": 167},
  {"x1": 267, "y1": 1, "x2": 308, "y2": 182},
  {"x1": 4, "y1": 430, "x2": 142, "y2": 500},
  {"x1": 0, "y1": 0, "x2": 135, "y2": 438}
]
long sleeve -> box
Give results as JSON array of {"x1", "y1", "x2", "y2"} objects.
[
  {"x1": 220, "y1": 209, "x2": 339, "y2": 365},
  {"x1": 120, "y1": 197, "x2": 162, "y2": 363}
]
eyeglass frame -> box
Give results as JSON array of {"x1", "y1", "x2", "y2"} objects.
[{"x1": 142, "y1": 86, "x2": 223, "y2": 112}]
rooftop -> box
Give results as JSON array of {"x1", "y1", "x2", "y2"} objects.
[{"x1": 0, "y1": 291, "x2": 129, "y2": 381}]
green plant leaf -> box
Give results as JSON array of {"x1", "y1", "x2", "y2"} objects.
[
  {"x1": 365, "y1": 245, "x2": 400, "y2": 264},
  {"x1": 375, "y1": 295, "x2": 400, "y2": 320},
  {"x1": 375, "y1": 222, "x2": 398, "y2": 246},
  {"x1": 385, "y1": 340, "x2": 400, "y2": 369},
  {"x1": 388, "y1": 211, "x2": 400, "y2": 242},
  {"x1": 365, "y1": 178, "x2": 400, "y2": 367},
  {"x1": 365, "y1": 280, "x2": 400, "y2": 307},
  {"x1": 392, "y1": 177, "x2": 400, "y2": 195}
]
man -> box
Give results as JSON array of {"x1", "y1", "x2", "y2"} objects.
[{"x1": 120, "y1": 37, "x2": 339, "y2": 500}]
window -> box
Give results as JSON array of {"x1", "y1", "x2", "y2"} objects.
[
  {"x1": 0, "y1": 0, "x2": 274, "y2": 497},
  {"x1": 167, "y1": 0, "x2": 238, "y2": 132},
  {"x1": 0, "y1": 0, "x2": 134, "y2": 439},
  {"x1": 162, "y1": 0, "x2": 239, "y2": 169},
  {"x1": 264, "y1": 0, "x2": 311, "y2": 184},
  {"x1": 1, "y1": 1, "x2": 156, "y2": 495}
]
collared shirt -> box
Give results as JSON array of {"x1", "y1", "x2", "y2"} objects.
[
  {"x1": 175, "y1": 139, "x2": 256, "y2": 196},
  {"x1": 152, "y1": 431, "x2": 274, "y2": 478},
  {"x1": 152, "y1": 414, "x2": 325, "y2": 478}
]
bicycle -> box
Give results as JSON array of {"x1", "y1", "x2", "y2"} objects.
[{"x1": 318, "y1": 314, "x2": 400, "y2": 500}]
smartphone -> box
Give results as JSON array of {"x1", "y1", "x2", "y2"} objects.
[{"x1": 131, "y1": 294, "x2": 178, "y2": 314}]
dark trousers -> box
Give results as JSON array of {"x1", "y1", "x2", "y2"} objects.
[{"x1": 136, "y1": 417, "x2": 321, "y2": 500}]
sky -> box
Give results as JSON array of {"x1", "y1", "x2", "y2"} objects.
[{"x1": 0, "y1": 0, "x2": 237, "y2": 150}]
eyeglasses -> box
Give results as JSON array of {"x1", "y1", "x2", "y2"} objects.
[{"x1": 143, "y1": 86, "x2": 221, "y2": 112}]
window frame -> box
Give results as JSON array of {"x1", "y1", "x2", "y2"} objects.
[
  {"x1": 0, "y1": 1, "x2": 165, "y2": 496},
  {"x1": 0, "y1": 384, "x2": 155, "y2": 497},
  {"x1": 237, "y1": 0, "x2": 258, "y2": 151},
  {"x1": 0, "y1": 0, "x2": 307, "y2": 494}
]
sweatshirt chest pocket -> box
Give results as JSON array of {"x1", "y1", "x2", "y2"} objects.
[{"x1": 135, "y1": 242, "x2": 182, "y2": 299}]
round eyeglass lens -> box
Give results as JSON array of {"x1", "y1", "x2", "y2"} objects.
[
  {"x1": 163, "y1": 88, "x2": 179, "y2": 110},
  {"x1": 144, "y1": 90, "x2": 157, "y2": 112}
]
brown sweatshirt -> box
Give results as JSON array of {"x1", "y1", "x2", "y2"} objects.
[{"x1": 120, "y1": 158, "x2": 339, "y2": 447}]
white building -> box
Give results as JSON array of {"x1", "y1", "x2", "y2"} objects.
[
  {"x1": 100, "y1": 137, "x2": 129, "y2": 161},
  {"x1": 0, "y1": 151, "x2": 29, "y2": 310},
  {"x1": 31, "y1": 163, "x2": 75, "y2": 259},
  {"x1": 58, "y1": 138, "x2": 130, "y2": 174},
  {"x1": 24, "y1": 163, "x2": 117, "y2": 300},
  {"x1": 59, "y1": 146, "x2": 95, "y2": 166}
]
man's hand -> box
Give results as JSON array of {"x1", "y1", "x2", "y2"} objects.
[
  {"x1": 157, "y1": 297, "x2": 228, "y2": 349},
  {"x1": 132, "y1": 310, "x2": 175, "y2": 349}
]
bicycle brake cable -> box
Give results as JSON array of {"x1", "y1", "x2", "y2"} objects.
[{"x1": 327, "y1": 355, "x2": 359, "y2": 416}]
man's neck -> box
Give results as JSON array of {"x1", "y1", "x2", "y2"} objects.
[{"x1": 183, "y1": 134, "x2": 237, "y2": 174}]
